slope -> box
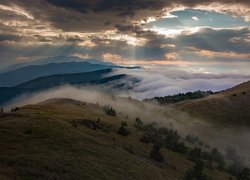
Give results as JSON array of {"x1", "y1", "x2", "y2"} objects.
[
  {"x1": 16, "y1": 69, "x2": 125, "y2": 89},
  {"x1": 0, "y1": 69, "x2": 127, "y2": 105},
  {"x1": 0, "y1": 98, "x2": 234, "y2": 180},
  {"x1": 177, "y1": 81, "x2": 250, "y2": 126}
]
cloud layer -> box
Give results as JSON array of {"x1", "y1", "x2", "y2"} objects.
[{"x1": 0, "y1": 0, "x2": 249, "y2": 70}]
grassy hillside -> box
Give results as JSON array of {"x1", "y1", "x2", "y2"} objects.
[
  {"x1": 177, "y1": 81, "x2": 250, "y2": 127},
  {"x1": 0, "y1": 98, "x2": 236, "y2": 179}
]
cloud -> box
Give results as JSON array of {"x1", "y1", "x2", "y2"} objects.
[
  {"x1": 192, "y1": 16, "x2": 199, "y2": 21},
  {"x1": 110, "y1": 66, "x2": 250, "y2": 99},
  {"x1": 0, "y1": 0, "x2": 249, "y2": 66}
]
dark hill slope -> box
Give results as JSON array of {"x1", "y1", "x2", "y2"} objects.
[
  {"x1": 177, "y1": 81, "x2": 250, "y2": 126},
  {"x1": 0, "y1": 98, "x2": 232, "y2": 179}
]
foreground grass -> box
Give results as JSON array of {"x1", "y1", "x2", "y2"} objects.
[{"x1": 0, "y1": 98, "x2": 234, "y2": 179}]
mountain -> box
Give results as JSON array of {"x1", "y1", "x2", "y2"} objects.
[
  {"x1": 16, "y1": 69, "x2": 125, "y2": 89},
  {"x1": 0, "y1": 56, "x2": 115, "y2": 73},
  {"x1": 0, "y1": 98, "x2": 235, "y2": 179},
  {"x1": 0, "y1": 69, "x2": 126, "y2": 105},
  {"x1": 177, "y1": 81, "x2": 250, "y2": 127},
  {"x1": 0, "y1": 62, "x2": 113, "y2": 87}
]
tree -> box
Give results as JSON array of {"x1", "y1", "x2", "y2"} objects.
[
  {"x1": 150, "y1": 143, "x2": 164, "y2": 162},
  {"x1": 103, "y1": 105, "x2": 116, "y2": 116},
  {"x1": 185, "y1": 161, "x2": 208, "y2": 180},
  {"x1": 134, "y1": 117, "x2": 143, "y2": 130},
  {"x1": 211, "y1": 148, "x2": 225, "y2": 170},
  {"x1": 188, "y1": 147, "x2": 202, "y2": 163},
  {"x1": 140, "y1": 134, "x2": 150, "y2": 144},
  {"x1": 237, "y1": 168, "x2": 250, "y2": 180},
  {"x1": 117, "y1": 121, "x2": 130, "y2": 136}
]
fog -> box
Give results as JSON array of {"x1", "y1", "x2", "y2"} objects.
[
  {"x1": 5, "y1": 84, "x2": 250, "y2": 166},
  {"x1": 109, "y1": 66, "x2": 250, "y2": 99}
]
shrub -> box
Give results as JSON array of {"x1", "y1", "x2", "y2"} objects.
[
  {"x1": 225, "y1": 146, "x2": 240, "y2": 162},
  {"x1": 103, "y1": 105, "x2": 116, "y2": 116},
  {"x1": 211, "y1": 148, "x2": 225, "y2": 169},
  {"x1": 228, "y1": 160, "x2": 245, "y2": 176},
  {"x1": 188, "y1": 147, "x2": 202, "y2": 163},
  {"x1": 237, "y1": 168, "x2": 250, "y2": 180},
  {"x1": 143, "y1": 122, "x2": 158, "y2": 132},
  {"x1": 117, "y1": 121, "x2": 130, "y2": 136},
  {"x1": 150, "y1": 143, "x2": 164, "y2": 162},
  {"x1": 185, "y1": 161, "x2": 208, "y2": 180},
  {"x1": 134, "y1": 117, "x2": 143, "y2": 130},
  {"x1": 185, "y1": 134, "x2": 200, "y2": 144},
  {"x1": 140, "y1": 134, "x2": 150, "y2": 144},
  {"x1": 164, "y1": 129, "x2": 180, "y2": 149}
]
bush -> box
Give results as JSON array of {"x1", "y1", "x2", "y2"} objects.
[
  {"x1": 140, "y1": 134, "x2": 150, "y2": 144},
  {"x1": 134, "y1": 117, "x2": 143, "y2": 130},
  {"x1": 185, "y1": 134, "x2": 200, "y2": 144},
  {"x1": 150, "y1": 143, "x2": 164, "y2": 162},
  {"x1": 225, "y1": 146, "x2": 240, "y2": 162},
  {"x1": 237, "y1": 168, "x2": 250, "y2": 180},
  {"x1": 185, "y1": 161, "x2": 208, "y2": 180},
  {"x1": 143, "y1": 122, "x2": 158, "y2": 132},
  {"x1": 228, "y1": 160, "x2": 245, "y2": 176},
  {"x1": 188, "y1": 147, "x2": 202, "y2": 163},
  {"x1": 211, "y1": 148, "x2": 225, "y2": 169},
  {"x1": 117, "y1": 121, "x2": 130, "y2": 136},
  {"x1": 164, "y1": 129, "x2": 180, "y2": 149},
  {"x1": 103, "y1": 105, "x2": 116, "y2": 116}
]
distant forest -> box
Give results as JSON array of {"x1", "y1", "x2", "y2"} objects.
[{"x1": 145, "y1": 90, "x2": 214, "y2": 105}]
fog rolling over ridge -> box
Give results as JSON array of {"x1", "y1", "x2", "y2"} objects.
[{"x1": 6, "y1": 84, "x2": 250, "y2": 165}]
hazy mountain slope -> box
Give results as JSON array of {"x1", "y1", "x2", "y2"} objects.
[
  {"x1": 0, "y1": 87, "x2": 34, "y2": 105},
  {"x1": 0, "y1": 56, "x2": 115, "y2": 73},
  {"x1": 16, "y1": 69, "x2": 125, "y2": 89},
  {"x1": 0, "y1": 69, "x2": 127, "y2": 105},
  {"x1": 177, "y1": 81, "x2": 250, "y2": 126},
  {"x1": 0, "y1": 98, "x2": 233, "y2": 180},
  {"x1": 0, "y1": 62, "x2": 112, "y2": 87}
]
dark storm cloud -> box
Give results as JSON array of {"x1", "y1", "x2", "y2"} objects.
[
  {"x1": 1, "y1": 0, "x2": 250, "y2": 32},
  {"x1": 0, "y1": 34, "x2": 20, "y2": 42}
]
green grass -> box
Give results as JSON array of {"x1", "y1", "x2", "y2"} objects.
[{"x1": 0, "y1": 99, "x2": 234, "y2": 179}]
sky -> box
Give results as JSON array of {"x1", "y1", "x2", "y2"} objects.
[{"x1": 0, "y1": 0, "x2": 250, "y2": 91}]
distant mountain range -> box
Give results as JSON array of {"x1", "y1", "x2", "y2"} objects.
[
  {"x1": 0, "y1": 56, "x2": 141, "y2": 105},
  {"x1": 17, "y1": 69, "x2": 126, "y2": 89},
  {"x1": 0, "y1": 61, "x2": 113, "y2": 87},
  {"x1": 0, "y1": 56, "x2": 115, "y2": 73},
  {"x1": 0, "y1": 69, "x2": 127, "y2": 105}
]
